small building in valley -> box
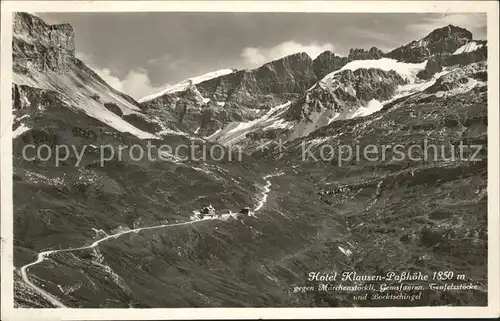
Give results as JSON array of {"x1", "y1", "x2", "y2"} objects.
[
  {"x1": 201, "y1": 204, "x2": 216, "y2": 215},
  {"x1": 240, "y1": 207, "x2": 251, "y2": 215}
]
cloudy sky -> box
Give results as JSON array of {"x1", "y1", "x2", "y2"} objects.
[{"x1": 36, "y1": 12, "x2": 486, "y2": 100}]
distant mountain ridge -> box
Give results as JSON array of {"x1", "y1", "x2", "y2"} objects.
[
  {"x1": 138, "y1": 23, "x2": 486, "y2": 140},
  {"x1": 12, "y1": 12, "x2": 488, "y2": 149}
]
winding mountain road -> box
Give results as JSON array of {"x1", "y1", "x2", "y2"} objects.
[{"x1": 19, "y1": 172, "x2": 283, "y2": 308}]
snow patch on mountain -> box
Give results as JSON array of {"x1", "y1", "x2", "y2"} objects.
[
  {"x1": 338, "y1": 246, "x2": 352, "y2": 257},
  {"x1": 14, "y1": 67, "x2": 158, "y2": 140},
  {"x1": 13, "y1": 123, "x2": 31, "y2": 138},
  {"x1": 139, "y1": 69, "x2": 236, "y2": 103},
  {"x1": 453, "y1": 41, "x2": 484, "y2": 55},
  {"x1": 350, "y1": 99, "x2": 384, "y2": 118},
  {"x1": 320, "y1": 58, "x2": 427, "y2": 85},
  {"x1": 157, "y1": 128, "x2": 189, "y2": 137},
  {"x1": 288, "y1": 107, "x2": 339, "y2": 141},
  {"x1": 208, "y1": 101, "x2": 292, "y2": 146},
  {"x1": 204, "y1": 128, "x2": 222, "y2": 140},
  {"x1": 264, "y1": 118, "x2": 292, "y2": 130},
  {"x1": 347, "y1": 68, "x2": 452, "y2": 119},
  {"x1": 395, "y1": 69, "x2": 451, "y2": 97}
]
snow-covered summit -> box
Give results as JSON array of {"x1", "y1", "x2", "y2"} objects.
[{"x1": 139, "y1": 68, "x2": 236, "y2": 103}]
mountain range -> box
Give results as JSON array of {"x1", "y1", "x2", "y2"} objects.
[{"x1": 12, "y1": 12, "x2": 488, "y2": 308}]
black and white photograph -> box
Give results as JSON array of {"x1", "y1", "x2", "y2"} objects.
[{"x1": 1, "y1": 1, "x2": 499, "y2": 319}]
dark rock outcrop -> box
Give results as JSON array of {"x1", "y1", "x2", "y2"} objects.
[
  {"x1": 122, "y1": 113, "x2": 163, "y2": 133},
  {"x1": 417, "y1": 56, "x2": 444, "y2": 79},
  {"x1": 255, "y1": 52, "x2": 317, "y2": 94},
  {"x1": 104, "y1": 102, "x2": 124, "y2": 117},
  {"x1": 311, "y1": 47, "x2": 384, "y2": 81},
  {"x1": 347, "y1": 47, "x2": 384, "y2": 61},
  {"x1": 312, "y1": 51, "x2": 349, "y2": 79},
  {"x1": 424, "y1": 24, "x2": 472, "y2": 54}
]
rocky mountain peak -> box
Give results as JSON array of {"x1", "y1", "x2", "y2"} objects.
[
  {"x1": 313, "y1": 50, "x2": 348, "y2": 79},
  {"x1": 423, "y1": 24, "x2": 473, "y2": 43},
  {"x1": 13, "y1": 12, "x2": 75, "y2": 72},
  {"x1": 387, "y1": 24, "x2": 473, "y2": 63},
  {"x1": 347, "y1": 47, "x2": 384, "y2": 61},
  {"x1": 259, "y1": 51, "x2": 313, "y2": 73},
  {"x1": 248, "y1": 51, "x2": 316, "y2": 96},
  {"x1": 314, "y1": 50, "x2": 336, "y2": 59},
  {"x1": 312, "y1": 47, "x2": 385, "y2": 81}
]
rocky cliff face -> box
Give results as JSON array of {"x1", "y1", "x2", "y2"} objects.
[
  {"x1": 145, "y1": 52, "x2": 316, "y2": 110},
  {"x1": 416, "y1": 55, "x2": 445, "y2": 79},
  {"x1": 347, "y1": 47, "x2": 384, "y2": 61},
  {"x1": 312, "y1": 50, "x2": 349, "y2": 79},
  {"x1": 209, "y1": 68, "x2": 408, "y2": 149},
  {"x1": 12, "y1": 12, "x2": 167, "y2": 142},
  {"x1": 141, "y1": 52, "x2": 317, "y2": 135},
  {"x1": 387, "y1": 24, "x2": 473, "y2": 63},
  {"x1": 287, "y1": 68, "x2": 406, "y2": 122},
  {"x1": 195, "y1": 52, "x2": 316, "y2": 108},
  {"x1": 13, "y1": 12, "x2": 75, "y2": 73},
  {"x1": 311, "y1": 47, "x2": 385, "y2": 81},
  {"x1": 249, "y1": 52, "x2": 316, "y2": 95},
  {"x1": 423, "y1": 24, "x2": 473, "y2": 54}
]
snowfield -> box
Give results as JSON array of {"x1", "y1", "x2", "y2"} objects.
[
  {"x1": 350, "y1": 99, "x2": 384, "y2": 118},
  {"x1": 453, "y1": 41, "x2": 485, "y2": 55},
  {"x1": 320, "y1": 58, "x2": 427, "y2": 85},
  {"x1": 139, "y1": 69, "x2": 236, "y2": 103},
  {"x1": 207, "y1": 101, "x2": 292, "y2": 146}
]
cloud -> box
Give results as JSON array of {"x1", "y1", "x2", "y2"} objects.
[
  {"x1": 77, "y1": 52, "x2": 161, "y2": 100},
  {"x1": 241, "y1": 41, "x2": 335, "y2": 67},
  {"x1": 120, "y1": 69, "x2": 162, "y2": 100},
  {"x1": 94, "y1": 68, "x2": 125, "y2": 92}
]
